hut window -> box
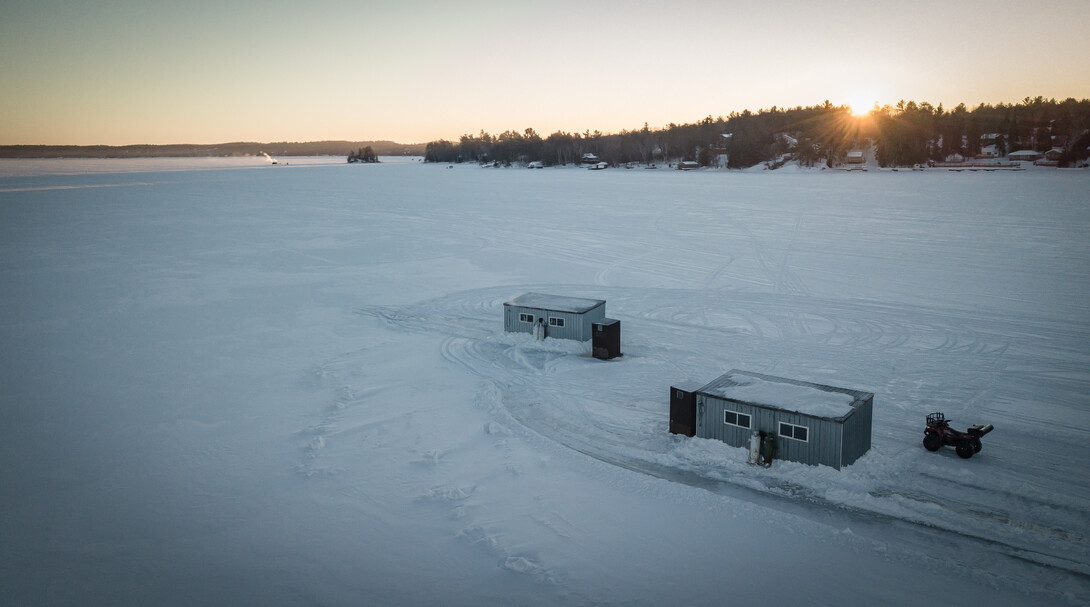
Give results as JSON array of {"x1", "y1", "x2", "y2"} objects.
[
  {"x1": 548, "y1": 317, "x2": 565, "y2": 327},
  {"x1": 519, "y1": 313, "x2": 534, "y2": 323},
  {"x1": 724, "y1": 410, "x2": 751, "y2": 429},
  {"x1": 779, "y1": 422, "x2": 809, "y2": 442}
]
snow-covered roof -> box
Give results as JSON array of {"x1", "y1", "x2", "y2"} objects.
[
  {"x1": 673, "y1": 380, "x2": 706, "y2": 393},
  {"x1": 698, "y1": 370, "x2": 871, "y2": 420},
  {"x1": 505, "y1": 292, "x2": 605, "y2": 314}
]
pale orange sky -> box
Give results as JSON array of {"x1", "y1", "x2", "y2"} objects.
[{"x1": 2, "y1": 0, "x2": 1088, "y2": 145}]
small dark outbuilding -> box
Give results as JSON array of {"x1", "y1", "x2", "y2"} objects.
[
  {"x1": 669, "y1": 381, "x2": 705, "y2": 437},
  {"x1": 592, "y1": 318, "x2": 622, "y2": 359}
]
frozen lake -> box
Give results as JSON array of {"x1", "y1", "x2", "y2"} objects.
[{"x1": 2, "y1": 157, "x2": 1089, "y2": 605}]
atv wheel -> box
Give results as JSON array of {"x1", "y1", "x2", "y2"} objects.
[
  {"x1": 956, "y1": 441, "x2": 974, "y2": 459},
  {"x1": 972, "y1": 439, "x2": 982, "y2": 453},
  {"x1": 923, "y1": 433, "x2": 942, "y2": 452}
]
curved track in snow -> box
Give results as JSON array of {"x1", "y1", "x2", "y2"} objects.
[{"x1": 359, "y1": 284, "x2": 1090, "y2": 598}]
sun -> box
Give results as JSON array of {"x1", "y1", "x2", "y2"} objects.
[{"x1": 848, "y1": 92, "x2": 876, "y2": 116}]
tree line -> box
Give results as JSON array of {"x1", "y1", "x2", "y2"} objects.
[
  {"x1": 871, "y1": 97, "x2": 1090, "y2": 167},
  {"x1": 423, "y1": 97, "x2": 1090, "y2": 168}
]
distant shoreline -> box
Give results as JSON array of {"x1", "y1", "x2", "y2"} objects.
[{"x1": 0, "y1": 141, "x2": 426, "y2": 159}]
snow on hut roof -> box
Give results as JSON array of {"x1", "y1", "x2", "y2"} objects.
[
  {"x1": 699, "y1": 370, "x2": 870, "y2": 420},
  {"x1": 672, "y1": 380, "x2": 706, "y2": 393},
  {"x1": 505, "y1": 292, "x2": 606, "y2": 314}
]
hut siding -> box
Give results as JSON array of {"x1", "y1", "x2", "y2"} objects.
[
  {"x1": 503, "y1": 302, "x2": 604, "y2": 341},
  {"x1": 691, "y1": 371, "x2": 874, "y2": 470},
  {"x1": 839, "y1": 395, "x2": 873, "y2": 466},
  {"x1": 698, "y1": 395, "x2": 847, "y2": 467}
]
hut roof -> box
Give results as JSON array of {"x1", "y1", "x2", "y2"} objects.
[
  {"x1": 699, "y1": 370, "x2": 871, "y2": 420},
  {"x1": 505, "y1": 292, "x2": 605, "y2": 314}
]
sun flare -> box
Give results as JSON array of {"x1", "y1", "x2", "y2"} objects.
[{"x1": 848, "y1": 92, "x2": 877, "y2": 116}]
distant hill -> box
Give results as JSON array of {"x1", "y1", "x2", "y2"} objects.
[{"x1": 0, "y1": 140, "x2": 426, "y2": 159}]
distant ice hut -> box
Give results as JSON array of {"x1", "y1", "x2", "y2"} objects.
[
  {"x1": 503, "y1": 293, "x2": 606, "y2": 342},
  {"x1": 670, "y1": 370, "x2": 873, "y2": 469}
]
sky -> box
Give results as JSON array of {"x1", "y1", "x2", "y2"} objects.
[{"x1": 2, "y1": 0, "x2": 1088, "y2": 146}]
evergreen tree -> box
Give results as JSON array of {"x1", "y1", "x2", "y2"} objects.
[
  {"x1": 966, "y1": 118, "x2": 982, "y2": 157},
  {"x1": 424, "y1": 140, "x2": 458, "y2": 163}
]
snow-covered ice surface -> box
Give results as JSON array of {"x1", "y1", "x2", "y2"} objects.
[{"x1": 2, "y1": 157, "x2": 1089, "y2": 605}]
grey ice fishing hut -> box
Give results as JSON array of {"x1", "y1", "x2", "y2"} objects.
[
  {"x1": 671, "y1": 370, "x2": 873, "y2": 469},
  {"x1": 503, "y1": 293, "x2": 607, "y2": 342}
]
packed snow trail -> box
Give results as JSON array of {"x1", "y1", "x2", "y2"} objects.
[{"x1": 362, "y1": 283, "x2": 1090, "y2": 595}]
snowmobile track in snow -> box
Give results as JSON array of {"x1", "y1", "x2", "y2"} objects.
[{"x1": 357, "y1": 286, "x2": 1090, "y2": 599}]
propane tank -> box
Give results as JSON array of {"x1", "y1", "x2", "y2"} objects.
[{"x1": 747, "y1": 431, "x2": 761, "y2": 464}]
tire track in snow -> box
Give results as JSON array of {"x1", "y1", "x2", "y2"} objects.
[{"x1": 349, "y1": 286, "x2": 1090, "y2": 598}]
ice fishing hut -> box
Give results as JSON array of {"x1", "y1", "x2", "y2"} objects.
[
  {"x1": 503, "y1": 293, "x2": 607, "y2": 342},
  {"x1": 670, "y1": 370, "x2": 873, "y2": 469}
]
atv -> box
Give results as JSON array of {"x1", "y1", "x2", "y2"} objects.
[{"x1": 923, "y1": 412, "x2": 993, "y2": 459}]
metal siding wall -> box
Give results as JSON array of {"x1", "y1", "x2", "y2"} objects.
[
  {"x1": 696, "y1": 395, "x2": 709, "y2": 437},
  {"x1": 860, "y1": 396, "x2": 873, "y2": 458},
  {"x1": 693, "y1": 373, "x2": 871, "y2": 470},
  {"x1": 754, "y1": 408, "x2": 778, "y2": 439},
  {"x1": 580, "y1": 305, "x2": 605, "y2": 341},
  {"x1": 840, "y1": 396, "x2": 873, "y2": 467},
  {"x1": 841, "y1": 410, "x2": 860, "y2": 467},
  {"x1": 837, "y1": 420, "x2": 845, "y2": 468},
  {"x1": 822, "y1": 419, "x2": 841, "y2": 468},
  {"x1": 700, "y1": 397, "x2": 773, "y2": 451},
  {"x1": 699, "y1": 397, "x2": 755, "y2": 448},
  {"x1": 700, "y1": 395, "x2": 851, "y2": 468},
  {"x1": 822, "y1": 418, "x2": 842, "y2": 468},
  {"x1": 546, "y1": 310, "x2": 578, "y2": 340},
  {"x1": 505, "y1": 304, "x2": 536, "y2": 336},
  {"x1": 774, "y1": 411, "x2": 809, "y2": 465},
  {"x1": 505, "y1": 304, "x2": 604, "y2": 342},
  {"x1": 504, "y1": 305, "x2": 516, "y2": 334}
]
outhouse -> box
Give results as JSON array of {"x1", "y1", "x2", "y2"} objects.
[
  {"x1": 669, "y1": 381, "x2": 705, "y2": 437},
  {"x1": 592, "y1": 318, "x2": 622, "y2": 360},
  {"x1": 671, "y1": 370, "x2": 873, "y2": 469},
  {"x1": 503, "y1": 293, "x2": 606, "y2": 341}
]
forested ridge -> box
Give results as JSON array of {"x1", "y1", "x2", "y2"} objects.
[
  {"x1": 5, "y1": 97, "x2": 1087, "y2": 168},
  {"x1": 424, "y1": 97, "x2": 1090, "y2": 168}
]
